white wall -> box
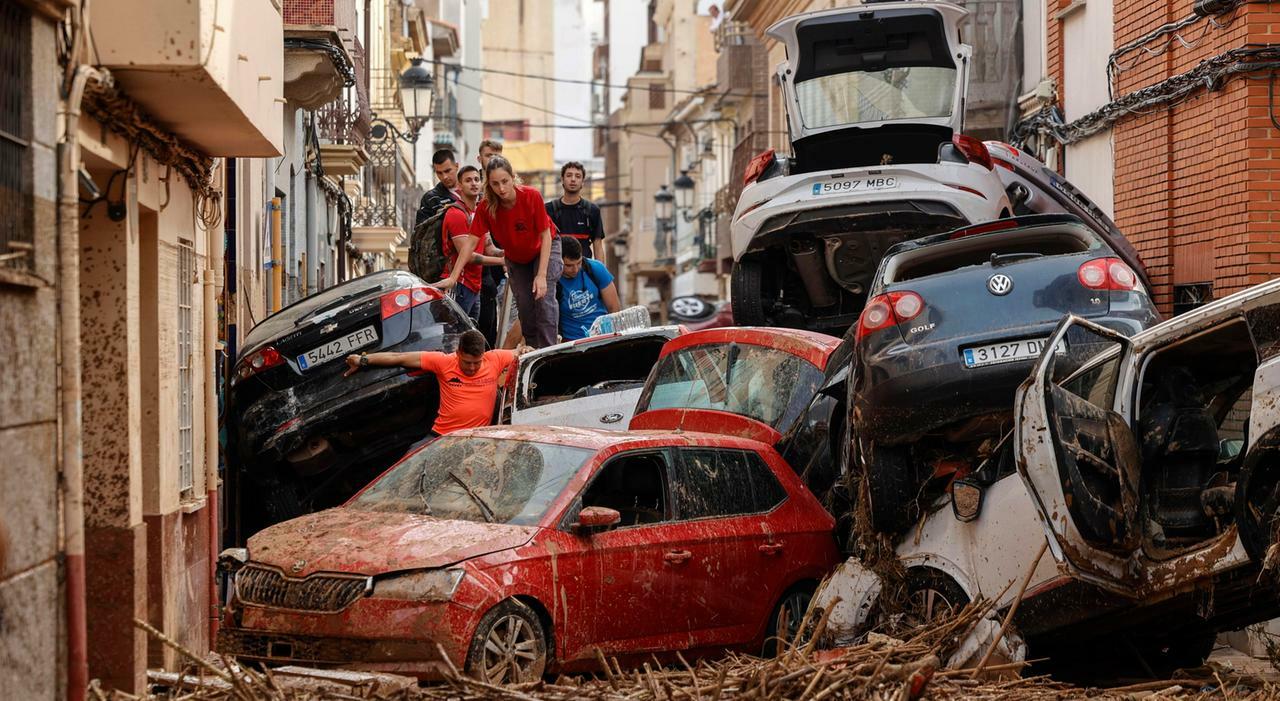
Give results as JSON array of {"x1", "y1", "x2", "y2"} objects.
[
  {"x1": 607, "y1": 1, "x2": 645, "y2": 114},
  {"x1": 554, "y1": 0, "x2": 595, "y2": 161},
  {"x1": 1061, "y1": 0, "x2": 1115, "y2": 217}
]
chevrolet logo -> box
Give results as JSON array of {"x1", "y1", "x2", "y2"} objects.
[{"x1": 319, "y1": 322, "x2": 338, "y2": 335}]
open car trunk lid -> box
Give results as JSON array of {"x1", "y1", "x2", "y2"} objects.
[{"x1": 768, "y1": 1, "x2": 969, "y2": 172}]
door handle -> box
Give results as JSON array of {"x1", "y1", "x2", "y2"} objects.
[
  {"x1": 663, "y1": 549, "x2": 693, "y2": 564},
  {"x1": 758, "y1": 542, "x2": 784, "y2": 556}
]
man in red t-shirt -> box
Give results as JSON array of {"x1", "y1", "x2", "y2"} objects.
[
  {"x1": 432, "y1": 165, "x2": 502, "y2": 321},
  {"x1": 471, "y1": 157, "x2": 564, "y2": 348},
  {"x1": 343, "y1": 329, "x2": 527, "y2": 436}
]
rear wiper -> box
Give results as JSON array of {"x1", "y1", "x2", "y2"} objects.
[
  {"x1": 297, "y1": 292, "x2": 362, "y2": 324},
  {"x1": 990, "y1": 252, "x2": 1043, "y2": 267},
  {"x1": 447, "y1": 471, "x2": 496, "y2": 522}
]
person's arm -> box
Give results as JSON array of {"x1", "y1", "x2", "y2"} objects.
[
  {"x1": 600, "y1": 282, "x2": 621, "y2": 313},
  {"x1": 433, "y1": 234, "x2": 479, "y2": 290},
  {"x1": 532, "y1": 227, "x2": 553, "y2": 300},
  {"x1": 590, "y1": 206, "x2": 606, "y2": 260},
  {"x1": 593, "y1": 238, "x2": 606, "y2": 261},
  {"x1": 343, "y1": 351, "x2": 423, "y2": 377}
]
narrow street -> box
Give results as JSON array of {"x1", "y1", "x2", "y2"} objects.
[{"x1": 7, "y1": 0, "x2": 1280, "y2": 699}]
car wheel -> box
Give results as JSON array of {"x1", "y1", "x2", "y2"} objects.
[
  {"x1": 905, "y1": 568, "x2": 969, "y2": 628},
  {"x1": 763, "y1": 583, "x2": 816, "y2": 657},
  {"x1": 866, "y1": 443, "x2": 924, "y2": 534},
  {"x1": 1138, "y1": 631, "x2": 1216, "y2": 676},
  {"x1": 731, "y1": 258, "x2": 770, "y2": 326},
  {"x1": 465, "y1": 599, "x2": 548, "y2": 684},
  {"x1": 670, "y1": 295, "x2": 713, "y2": 321}
]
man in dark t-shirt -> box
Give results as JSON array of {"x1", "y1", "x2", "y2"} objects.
[
  {"x1": 415, "y1": 148, "x2": 461, "y2": 228},
  {"x1": 546, "y1": 161, "x2": 604, "y2": 259}
]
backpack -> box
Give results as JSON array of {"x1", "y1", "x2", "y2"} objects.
[{"x1": 408, "y1": 202, "x2": 464, "y2": 283}]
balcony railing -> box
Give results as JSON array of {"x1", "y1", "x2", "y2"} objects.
[{"x1": 727, "y1": 130, "x2": 771, "y2": 213}]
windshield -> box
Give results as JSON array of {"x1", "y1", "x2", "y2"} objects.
[
  {"x1": 636, "y1": 343, "x2": 824, "y2": 430},
  {"x1": 347, "y1": 437, "x2": 595, "y2": 525},
  {"x1": 796, "y1": 67, "x2": 956, "y2": 129}
]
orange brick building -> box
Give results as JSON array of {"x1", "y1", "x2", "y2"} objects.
[{"x1": 1041, "y1": 0, "x2": 1273, "y2": 314}]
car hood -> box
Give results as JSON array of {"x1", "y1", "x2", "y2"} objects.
[{"x1": 245, "y1": 508, "x2": 538, "y2": 578}]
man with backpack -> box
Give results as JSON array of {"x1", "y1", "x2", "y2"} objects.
[
  {"x1": 557, "y1": 237, "x2": 620, "y2": 341},
  {"x1": 431, "y1": 165, "x2": 501, "y2": 321},
  {"x1": 409, "y1": 149, "x2": 464, "y2": 284},
  {"x1": 546, "y1": 161, "x2": 605, "y2": 260}
]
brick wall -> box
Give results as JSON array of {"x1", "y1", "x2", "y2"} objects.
[{"x1": 1055, "y1": 0, "x2": 1274, "y2": 313}]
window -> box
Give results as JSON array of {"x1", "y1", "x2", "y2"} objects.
[
  {"x1": 177, "y1": 241, "x2": 195, "y2": 495},
  {"x1": 649, "y1": 84, "x2": 666, "y2": 111},
  {"x1": 1173, "y1": 282, "x2": 1212, "y2": 316},
  {"x1": 578, "y1": 452, "x2": 670, "y2": 528},
  {"x1": 796, "y1": 66, "x2": 956, "y2": 129},
  {"x1": 676, "y1": 449, "x2": 787, "y2": 519},
  {"x1": 0, "y1": 2, "x2": 31, "y2": 275}
]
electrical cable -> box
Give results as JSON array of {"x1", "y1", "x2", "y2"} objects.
[{"x1": 433, "y1": 57, "x2": 706, "y2": 96}]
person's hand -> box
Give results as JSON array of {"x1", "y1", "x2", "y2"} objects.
[
  {"x1": 343, "y1": 354, "x2": 363, "y2": 377},
  {"x1": 514, "y1": 343, "x2": 533, "y2": 357},
  {"x1": 533, "y1": 275, "x2": 547, "y2": 300},
  {"x1": 431, "y1": 278, "x2": 456, "y2": 291}
]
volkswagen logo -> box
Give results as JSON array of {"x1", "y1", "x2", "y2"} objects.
[
  {"x1": 987, "y1": 274, "x2": 1014, "y2": 296},
  {"x1": 290, "y1": 559, "x2": 306, "y2": 574},
  {"x1": 600, "y1": 413, "x2": 624, "y2": 424}
]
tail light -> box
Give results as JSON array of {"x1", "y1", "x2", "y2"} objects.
[
  {"x1": 952, "y1": 134, "x2": 994, "y2": 171},
  {"x1": 234, "y1": 346, "x2": 283, "y2": 383},
  {"x1": 1077, "y1": 257, "x2": 1142, "y2": 292},
  {"x1": 857, "y1": 291, "x2": 924, "y2": 339},
  {"x1": 381, "y1": 286, "x2": 439, "y2": 319},
  {"x1": 948, "y1": 219, "x2": 1020, "y2": 239},
  {"x1": 743, "y1": 148, "x2": 776, "y2": 186}
]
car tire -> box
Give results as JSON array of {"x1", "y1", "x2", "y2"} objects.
[
  {"x1": 670, "y1": 295, "x2": 714, "y2": 321},
  {"x1": 465, "y1": 599, "x2": 548, "y2": 684},
  {"x1": 866, "y1": 443, "x2": 923, "y2": 534},
  {"x1": 1137, "y1": 631, "x2": 1216, "y2": 676},
  {"x1": 763, "y1": 582, "x2": 817, "y2": 657},
  {"x1": 731, "y1": 258, "x2": 769, "y2": 326},
  {"x1": 905, "y1": 568, "x2": 969, "y2": 627}
]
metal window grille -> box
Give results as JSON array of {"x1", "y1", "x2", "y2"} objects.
[
  {"x1": 1173, "y1": 282, "x2": 1212, "y2": 316},
  {"x1": 178, "y1": 242, "x2": 195, "y2": 494},
  {"x1": 0, "y1": 3, "x2": 32, "y2": 273}
]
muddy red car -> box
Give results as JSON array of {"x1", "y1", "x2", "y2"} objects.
[{"x1": 217, "y1": 426, "x2": 839, "y2": 682}]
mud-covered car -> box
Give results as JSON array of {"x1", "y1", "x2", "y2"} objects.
[
  {"x1": 820, "y1": 278, "x2": 1280, "y2": 676},
  {"x1": 852, "y1": 215, "x2": 1160, "y2": 532},
  {"x1": 631, "y1": 327, "x2": 855, "y2": 522},
  {"x1": 504, "y1": 326, "x2": 683, "y2": 429},
  {"x1": 730, "y1": 1, "x2": 1011, "y2": 334},
  {"x1": 217, "y1": 426, "x2": 839, "y2": 681},
  {"x1": 227, "y1": 271, "x2": 473, "y2": 540}
]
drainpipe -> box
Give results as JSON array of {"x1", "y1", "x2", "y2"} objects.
[
  {"x1": 58, "y1": 63, "x2": 103, "y2": 701},
  {"x1": 204, "y1": 162, "x2": 224, "y2": 645},
  {"x1": 271, "y1": 197, "x2": 283, "y2": 312},
  {"x1": 305, "y1": 172, "x2": 317, "y2": 294}
]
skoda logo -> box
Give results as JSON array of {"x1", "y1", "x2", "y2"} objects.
[
  {"x1": 987, "y1": 274, "x2": 1014, "y2": 296},
  {"x1": 290, "y1": 559, "x2": 306, "y2": 574},
  {"x1": 600, "y1": 413, "x2": 624, "y2": 424}
]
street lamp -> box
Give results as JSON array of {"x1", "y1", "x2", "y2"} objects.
[
  {"x1": 654, "y1": 185, "x2": 675, "y2": 262},
  {"x1": 399, "y1": 57, "x2": 436, "y2": 133},
  {"x1": 673, "y1": 170, "x2": 695, "y2": 214}
]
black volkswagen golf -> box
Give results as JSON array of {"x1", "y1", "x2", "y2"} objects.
[
  {"x1": 227, "y1": 270, "x2": 474, "y2": 540},
  {"x1": 850, "y1": 215, "x2": 1160, "y2": 532}
]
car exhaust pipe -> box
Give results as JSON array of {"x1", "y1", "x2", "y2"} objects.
[{"x1": 788, "y1": 239, "x2": 840, "y2": 309}]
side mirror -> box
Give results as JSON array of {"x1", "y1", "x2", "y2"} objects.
[
  {"x1": 951, "y1": 479, "x2": 984, "y2": 523},
  {"x1": 575, "y1": 506, "x2": 621, "y2": 532},
  {"x1": 218, "y1": 547, "x2": 249, "y2": 573}
]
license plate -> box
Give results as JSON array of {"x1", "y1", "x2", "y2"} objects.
[
  {"x1": 811, "y1": 176, "x2": 899, "y2": 196},
  {"x1": 297, "y1": 325, "x2": 379, "y2": 371},
  {"x1": 962, "y1": 337, "x2": 1063, "y2": 369}
]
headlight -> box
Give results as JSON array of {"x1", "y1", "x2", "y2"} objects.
[
  {"x1": 371, "y1": 569, "x2": 465, "y2": 601},
  {"x1": 218, "y1": 547, "x2": 248, "y2": 573}
]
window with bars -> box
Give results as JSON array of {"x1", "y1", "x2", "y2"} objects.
[
  {"x1": 1174, "y1": 282, "x2": 1213, "y2": 316},
  {"x1": 0, "y1": 3, "x2": 32, "y2": 274},
  {"x1": 177, "y1": 242, "x2": 195, "y2": 495}
]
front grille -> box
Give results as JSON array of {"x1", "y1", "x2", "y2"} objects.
[{"x1": 236, "y1": 564, "x2": 370, "y2": 612}]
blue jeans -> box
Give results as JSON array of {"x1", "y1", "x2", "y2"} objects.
[{"x1": 453, "y1": 284, "x2": 481, "y2": 322}]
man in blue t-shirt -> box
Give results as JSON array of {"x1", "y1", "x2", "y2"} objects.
[{"x1": 557, "y1": 237, "x2": 621, "y2": 340}]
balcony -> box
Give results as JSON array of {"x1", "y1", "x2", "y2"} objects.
[
  {"x1": 93, "y1": 0, "x2": 284, "y2": 156},
  {"x1": 314, "y1": 39, "x2": 370, "y2": 178},
  {"x1": 715, "y1": 21, "x2": 765, "y2": 103},
  {"x1": 351, "y1": 129, "x2": 422, "y2": 256},
  {"x1": 282, "y1": 0, "x2": 358, "y2": 110}
]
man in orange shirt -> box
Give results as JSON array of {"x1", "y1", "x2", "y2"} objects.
[{"x1": 343, "y1": 329, "x2": 526, "y2": 436}]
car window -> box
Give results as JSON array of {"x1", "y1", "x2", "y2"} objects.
[
  {"x1": 518, "y1": 335, "x2": 669, "y2": 409},
  {"x1": 796, "y1": 66, "x2": 956, "y2": 129},
  {"x1": 577, "y1": 452, "x2": 671, "y2": 528},
  {"x1": 347, "y1": 437, "x2": 593, "y2": 525},
  {"x1": 676, "y1": 449, "x2": 787, "y2": 520},
  {"x1": 637, "y1": 343, "x2": 824, "y2": 431},
  {"x1": 884, "y1": 227, "x2": 1100, "y2": 284},
  {"x1": 243, "y1": 270, "x2": 416, "y2": 348}
]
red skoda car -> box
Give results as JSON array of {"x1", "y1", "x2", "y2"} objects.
[{"x1": 218, "y1": 426, "x2": 839, "y2": 682}]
